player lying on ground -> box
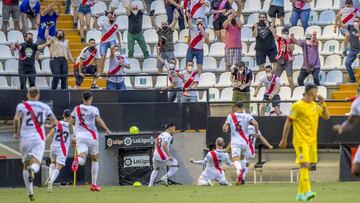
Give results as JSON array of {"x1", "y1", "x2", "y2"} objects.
[
  {"x1": 190, "y1": 137, "x2": 233, "y2": 186},
  {"x1": 13, "y1": 87, "x2": 58, "y2": 201},
  {"x1": 333, "y1": 84, "x2": 360, "y2": 176},
  {"x1": 45, "y1": 109, "x2": 75, "y2": 192},
  {"x1": 279, "y1": 84, "x2": 329, "y2": 202},
  {"x1": 149, "y1": 123, "x2": 179, "y2": 187},
  {"x1": 69, "y1": 91, "x2": 112, "y2": 192}
]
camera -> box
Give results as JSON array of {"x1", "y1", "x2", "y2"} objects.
[{"x1": 149, "y1": 10, "x2": 155, "y2": 17}]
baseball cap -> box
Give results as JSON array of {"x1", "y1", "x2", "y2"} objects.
[{"x1": 305, "y1": 33, "x2": 312, "y2": 39}]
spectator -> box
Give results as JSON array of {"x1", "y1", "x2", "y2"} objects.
[
  {"x1": 71, "y1": 0, "x2": 80, "y2": 28},
  {"x1": 252, "y1": 13, "x2": 277, "y2": 71},
  {"x1": 165, "y1": 0, "x2": 186, "y2": 31},
  {"x1": 340, "y1": 0, "x2": 360, "y2": 9},
  {"x1": 2, "y1": 0, "x2": 20, "y2": 34},
  {"x1": 292, "y1": 33, "x2": 321, "y2": 86},
  {"x1": 186, "y1": 17, "x2": 209, "y2": 73},
  {"x1": 98, "y1": 11, "x2": 121, "y2": 78},
  {"x1": 78, "y1": 0, "x2": 94, "y2": 43},
  {"x1": 340, "y1": 16, "x2": 360, "y2": 83},
  {"x1": 46, "y1": 29, "x2": 74, "y2": 90},
  {"x1": 186, "y1": 0, "x2": 210, "y2": 26},
  {"x1": 19, "y1": 0, "x2": 40, "y2": 33},
  {"x1": 180, "y1": 61, "x2": 200, "y2": 102},
  {"x1": 124, "y1": 0, "x2": 150, "y2": 59},
  {"x1": 12, "y1": 33, "x2": 49, "y2": 89},
  {"x1": 223, "y1": 2, "x2": 242, "y2": 72},
  {"x1": 269, "y1": 0, "x2": 285, "y2": 27},
  {"x1": 211, "y1": 0, "x2": 233, "y2": 42},
  {"x1": 253, "y1": 65, "x2": 281, "y2": 116},
  {"x1": 269, "y1": 26, "x2": 295, "y2": 90},
  {"x1": 74, "y1": 38, "x2": 101, "y2": 89},
  {"x1": 158, "y1": 55, "x2": 183, "y2": 102},
  {"x1": 290, "y1": 0, "x2": 312, "y2": 30},
  {"x1": 231, "y1": 62, "x2": 252, "y2": 113},
  {"x1": 106, "y1": 45, "x2": 130, "y2": 90},
  {"x1": 152, "y1": 10, "x2": 179, "y2": 73}
]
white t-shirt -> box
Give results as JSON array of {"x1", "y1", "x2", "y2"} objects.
[
  {"x1": 226, "y1": 112, "x2": 254, "y2": 145},
  {"x1": 75, "y1": 46, "x2": 101, "y2": 67},
  {"x1": 16, "y1": 101, "x2": 54, "y2": 141},
  {"x1": 350, "y1": 96, "x2": 360, "y2": 116},
  {"x1": 203, "y1": 149, "x2": 232, "y2": 173},
  {"x1": 153, "y1": 132, "x2": 173, "y2": 161},
  {"x1": 107, "y1": 55, "x2": 129, "y2": 83},
  {"x1": 181, "y1": 70, "x2": 200, "y2": 97},
  {"x1": 189, "y1": 24, "x2": 207, "y2": 49},
  {"x1": 71, "y1": 104, "x2": 100, "y2": 139},
  {"x1": 260, "y1": 74, "x2": 281, "y2": 96},
  {"x1": 50, "y1": 121, "x2": 73, "y2": 155},
  {"x1": 99, "y1": 20, "x2": 120, "y2": 43},
  {"x1": 190, "y1": 0, "x2": 208, "y2": 19}
]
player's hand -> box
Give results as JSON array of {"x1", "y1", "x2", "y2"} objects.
[
  {"x1": 71, "y1": 139, "x2": 77, "y2": 147},
  {"x1": 168, "y1": 156, "x2": 173, "y2": 161},
  {"x1": 106, "y1": 129, "x2": 112, "y2": 135},
  {"x1": 268, "y1": 145, "x2": 274, "y2": 150},
  {"x1": 278, "y1": 139, "x2": 287, "y2": 149},
  {"x1": 189, "y1": 158, "x2": 194, "y2": 163},
  {"x1": 269, "y1": 95, "x2": 274, "y2": 100},
  {"x1": 13, "y1": 133, "x2": 20, "y2": 139},
  {"x1": 333, "y1": 124, "x2": 343, "y2": 135},
  {"x1": 221, "y1": 9, "x2": 226, "y2": 14},
  {"x1": 317, "y1": 95, "x2": 325, "y2": 103}
]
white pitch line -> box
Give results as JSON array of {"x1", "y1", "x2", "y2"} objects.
[{"x1": 0, "y1": 142, "x2": 21, "y2": 157}]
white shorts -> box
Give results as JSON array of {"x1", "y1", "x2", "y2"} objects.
[
  {"x1": 50, "y1": 149, "x2": 67, "y2": 166},
  {"x1": 20, "y1": 139, "x2": 45, "y2": 163},
  {"x1": 77, "y1": 138, "x2": 99, "y2": 156},
  {"x1": 153, "y1": 157, "x2": 178, "y2": 169},
  {"x1": 231, "y1": 143, "x2": 255, "y2": 160},
  {"x1": 354, "y1": 145, "x2": 360, "y2": 164},
  {"x1": 198, "y1": 169, "x2": 228, "y2": 185}
]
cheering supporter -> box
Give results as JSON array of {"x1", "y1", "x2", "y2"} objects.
[
  {"x1": 340, "y1": 0, "x2": 360, "y2": 9},
  {"x1": 151, "y1": 10, "x2": 179, "y2": 73},
  {"x1": 269, "y1": 26, "x2": 295, "y2": 90},
  {"x1": 106, "y1": 45, "x2": 130, "y2": 91},
  {"x1": 186, "y1": 17, "x2": 209, "y2": 73},
  {"x1": 180, "y1": 61, "x2": 200, "y2": 102},
  {"x1": 158, "y1": 55, "x2": 183, "y2": 102},
  {"x1": 124, "y1": 0, "x2": 151, "y2": 59},
  {"x1": 268, "y1": 0, "x2": 285, "y2": 27},
  {"x1": 211, "y1": 0, "x2": 233, "y2": 42},
  {"x1": 46, "y1": 29, "x2": 74, "y2": 90},
  {"x1": 70, "y1": 0, "x2": 80, "y2": 28},
  {"x1": 223, "y1": 1, "x2": 242, "y2": 72},
  {"x1": 252, "y1": 13, "x2": 277, "y2": 71},
  {"x1": 2, "y1": 0, "x2": 20, "y2": 34},
  {"x1": 19, "y1": 0, "x2": 40, "y2": 33},
  {"x1": 165, "y1": 0, "x2": 186, "y2": 31},
  {"x1": 253, "y1": 65, "x2": 281, "y2": 116},
  {"x1": 186, "y1": 0, "x2": 210, "y2": 27},
  {"x1": 292, "y1": 33, "x2": 321, "y2": 86},
  {"x1": 231, "y1": 62, "x2": 252, "y2": 113},
  {"x1": 290, "y1": 0, "x2": 312, "y2": 30},
  {"x1": 78, "y1": 0, "x2": 94, "y2": 43}
]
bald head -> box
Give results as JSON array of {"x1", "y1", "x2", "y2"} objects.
[
  {"x1": 215, "y1": 137, "x2": 225, "y2": 149},
  {"x1": 27, "y1": 87, "x2": 40, "y2": 101}
]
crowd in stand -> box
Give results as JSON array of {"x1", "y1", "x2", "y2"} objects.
[{"x1": 2, "y1": 0, "x2": 360, "y2": 114}]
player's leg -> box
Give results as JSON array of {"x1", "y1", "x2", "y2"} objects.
[
  {"x1": 294, "y1": 143, "x2": 312, "y2": 201},
  {"x1": 161, "y1": 158, "x2": 179, "y2": 185},
  {"x1": 85, "y1": 13, "x2": 92, "y2": 37},
  {"x1": 217, "y1": 173, "x2": 230, "y2": 186},
  {"x1": 46, "y1": 151, "x2": 56, "y2": 184},
  {"x1": 48, "y1": 154, "x2": 66, "y2": 192},
  {"x1": 78, "y1": 12, "x2": 86, "y2": 43},
  {"x1": 352, "y1": 146, "x2": 360, "y2": 176},
  {"x1": 197, "y1": 172, "x2": 212, "y2": 186},
  {"x1": 89, "y1": 139, "x2": 100, "y2": 191},
  {"x1": 272, "y1": 95, "x2": 282, "y2": 116},
  {"x1": 149, "y1": 160, "x2": 161, "y2": 187}
]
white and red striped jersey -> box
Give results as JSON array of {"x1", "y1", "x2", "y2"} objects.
[
  {"x1": 99, "y1": 20, "x2": 120, "y2": 43},
  {"x1": 50, "y1": 121, "x2": 73, "y2": 156},
  {"x1": 181, "y1": 70, "x2": 200, "y2": 97},
  {"x1": 107, "y1": 55, "x2": 129, "y2": 83},
  {"x1": 226, "y1": 112, "x2": 254, "y2": 145},
  {"x1": 339, "y1": 7, "x2": 360, "y2": 25},
  {"x1": 70, "y1": 104, "x2": 100, "y2": 139},
  {"x1": 153, "y1": 132, "x2": 173, "y2": 161},
  {"x1": 350, "y1": 96, "x2": 360, "y2": 116},
  {"x1": 189, "y1": 0, "x2": 208, "y2": 19},
  {"x1": 75, "y1": 46, "x2": 101, "y2": 68},
  {"x1": 260, "y1": 74, "x2": 281, "y2": 96},
  {"x1": 247, "y1": 125, "x2": 262, "y2": 149},
  {"x1": 193, "y1": 149, "x2": 232, "y2": 174},
  {"x1": 189, "y1": 24, "x2": 207, "y2": 50}
]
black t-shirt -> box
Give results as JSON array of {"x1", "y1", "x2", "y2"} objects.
[
  {"x1": 211, "y1": 0, "x2": 232, "y2": 20},
  {"x1": 348, "y1": 25, "x2": 360, "y2": 51},
  {"x1": 19, "y1": 42, "x2": 38, "y2": 67},
  {"x1": 232, "y1": 68, "x2": 253, "y2": 93},
  {"x1": 253, "y1": 22, "x2": 276, "y2": 52},
  {"x1": 128, "y1": 11, "x2": 143, "y2": 34}
]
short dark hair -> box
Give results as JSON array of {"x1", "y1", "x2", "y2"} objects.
[
  {"x1": 305, "y1": 84, "x2": 318, "y2": 93},
  {"x1": 234, "y1": 101, "x2": 244, "y2": 109},
  {"x1": 345, "y1": 0, "x2": 353, "y2": 5},
  {"x1": 88, "y1": 38, "x2": 96, "y2": 43},
  {"x1": 82, "y1": 91, "x2": 93, "y2": 101},
  {"x1": 281, "y1": 27, "x2": 289, "y2": 34},
  {"x1": 56, "y1": 30, "x2": 65, "y2": 37},
  {"x1": 169, "y1": 58, "x2": 177, "y2": 64},
  {"x1": 24, "y1": 32, "x2": 33, "y2": 38},
  {"x1": 163, "y1": 122, "x2": 175, "y2": 129},
  {"x1": 259, "y1": 13, "x2": 267, "y2": 18},
  {"x1": 265, "y1": 65, "x2": 272, "y2": 70},
  {"x1": 63, "y1": 109, "x2": 71, "y2": 118}
]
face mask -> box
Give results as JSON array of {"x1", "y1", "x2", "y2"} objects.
[
  {"x1": 27, "y1": 39, "x2": 33, "y2": 44},
  {"x1": 162, "y1": 26, "x2": 168, "y2": 30},
  {"x1": 231, "y1": 19, "x2": 236, "y2": 25},
  {"x1": 132, "y1": 10, "x2": 138, "y2": 15},
  {"x1": 239, "y1": 68, "x2": 244, "y2": 73},
  {"x1": 282, "y1": 34, "x2": 288, "y2": 40},
  {"x1": 266, "y1": 73, "x2": 272, "y2": 78},
  {"x1": 169, "y1": 64, "x2": 175, "y2": 70},
  {"x1": 187, "y1": 65, "x2": 193, "y2": 72},
  {"x1": 115, "y1": 52, "x2": 121, "y2": 57},
  {"x1": 57, "y1": 35, "x2": 64, "y2": 40}
]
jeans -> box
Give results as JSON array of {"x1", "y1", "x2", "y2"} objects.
[
  {"x1": 298, "y1": 68, "x2": 320, "y2": 86},
  {"x1": 168, "y1": 91, "x2": 182, "y2": 102},
  {"x1": 166, "y1": 5, "x2": 185, "y2": 31},
  {"x1": 345, "y1": 50, "x2": 360, "y2": 82},
  {"x1": 18, "y1": 65, "x2": 36, "y2": 90},
  {"x1": 100, "y1": 40, "x2": 117, "y2": 56},
  {"x1": 50, "y1": 57, "x2": 68, "y2": 89},
  {"x1": 106, "y1": 81, "x2": 126, "y2": 90},
  {"x1": 291, "y1": 8, "x2": 310, "y2": 30},
  {"x1": 181, "y1": 95, "x2": 198, "y2": 103},
  {"x1": 127, "y1": 32, "x2": 150, "y2": 58},
  {"x1": 186, "y1": 48, "x2": 204, "y2": 65}
]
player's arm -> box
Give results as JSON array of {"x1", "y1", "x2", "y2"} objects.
[
  {"x1": 253, "y1": 83, "x2": 262, "y2": 98},
  {"x1": 250, "y1": 119, "x2": 259, "y2": 135},
  {"x1": 190, "y1": 156, "x2": 208, "y2": 165},
  {"x1": 258, "y1": 135, "x2": 273, "y2": 149},
  {"x1": 46, "y1": 128, "x2": 56, "y2": 142},
  {"x1": 334, "y1": 115, "x2": 360, "y2": 135},
  {"x1": 13, "y1": 111, "x2": 22, "y2": 139},
  {"x1": 225, "y1": 154, "x2": 233, "y2": 167},
  {"x1": 95, "y1": 115, "x2": 112, "y2": 134},
  {"x1": 279, "y1": 117, "x2": 292, "y2": 149},
  {"x1": 124, "y1": 0, "x2": 132, "y2": 15},
  {"x1": 140, "y1": 0, "x2": 147, "y2": 13},
  {"x1": 222, "y1": 121, "x2": 229, "y2": 133},
  {"x1": 163, "y1": 141, "x2": 173, "y2": 160},
  {"x1": 48, "y1": 115, "x2": 59, "y2": 129}
]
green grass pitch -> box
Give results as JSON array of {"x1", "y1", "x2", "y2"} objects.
[{"x1": 0, "y1": 183, "x2": 359, "y2": 203}]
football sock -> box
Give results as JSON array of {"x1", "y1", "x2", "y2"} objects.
[
  {"x1": 166, "y1": 166, "x2": 178, "y2": 177},
  {"x1": 50, "y1": 169, "x2": 60, "y2": 184},
  {"x1": 30, "y1": 163, "x2": 40, "y2": 173},
  {"x1": 49, "y1": 163, "x2": 55, "y2": 178},
  {"x1": 78, "y1": 157, "x2": 86, "y2": 166},
  {"x1": 149, "y1": 170, "x2": 158, "y2": 186},
  {"x1": 240, "y1": 160, "x2": 248, "y2": 179},
  {"x1": 23, "y1": 170, "x2": 30, "y2": 195},
  {"x1": 91, "y1": 162, "x2": 99, "y2": 185},
  {"x1": 301, "y1": 167, "x2": 311, "y2": 193},
  {"x1": 234, "y1": 161, "x2": 242, "y2": 176}
]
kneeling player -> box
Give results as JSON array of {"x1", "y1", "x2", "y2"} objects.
[
  {"x1": 149, "y1": 123, "x2": 179, "y2": 187},
  {"x1": 45, "y1": 109, "x2": 75, "y2": 192},
  {"x1": 190, "y1": 137, "x2": 233, "y2": 186}
]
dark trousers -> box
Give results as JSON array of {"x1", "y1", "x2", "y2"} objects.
[
  {"x1": 298, "y1": 68, "x2": 320, "y2": 86},
  {"x1": 19, "y1": 65, "x2": 36, "y2": 90},
  {"x1": 166, "y1": 5, "x2": 185, "y2": 31},
  {"x1": 50, "y1": 57, "x2": 68, "y2": 89}
]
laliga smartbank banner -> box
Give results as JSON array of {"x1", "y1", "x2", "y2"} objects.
[
  {"x1": 105, "y1": 134, "x2": 157, "y2": 149},
  {"x1": 123, "y1": 155, "x2": 151, "y2": 168}
]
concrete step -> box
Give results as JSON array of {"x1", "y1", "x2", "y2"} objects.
[
  {"x1": 327, "y1": 106, "x2": 350, "y2": 115},
  {"x1": 332, "y1": 91, "x2": 357, "y2": 99},
  {"x1": 57, "y1": 21, "x2": 76, "y2": 29},
  {"x1": 327, "y1": 101, "x2": 352, "y2": 107},
  {"x1": 62, "y1": 29, "x2": 80, "y2": 35},
  {"x1": 58, "y1": 14, "x2": 73, "y2": 21},
  {"x1": 338, "y1": 83, "x2": 359, "y2": 91},
  {"x1": 68, "y1": 43, "x2": 85, "y2": 50},
  {"x1": 71, "y1": 49, "x2": 83, "y2": 57}
]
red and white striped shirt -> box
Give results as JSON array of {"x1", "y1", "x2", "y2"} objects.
[{"x1": 153, "y1": 132, "x2": 173, "y2": 161}]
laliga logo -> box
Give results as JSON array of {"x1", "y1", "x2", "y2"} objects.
[
  {"x1": 124, "y1": 137, "x2": 133, "y2": 146},
  {"x1": 124, "y1": 157, "x2": 132, "y2": 167},
  {"x1": 107, "y1": 138, "x2": 113, "y2": 147}
]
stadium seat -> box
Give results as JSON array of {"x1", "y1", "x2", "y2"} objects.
[
  {"x1": 111, "y1": 0, "x2": 127, "y2": 15},
  {"x1": 241, "y1": 42, "x2": 248, "y2": 56},
  {"x1": 293, "y1": 44, "x2": 302, "y2": 55},
  {"x1": 154, "y1": 76, "x2": 168, "y2": 88},
  {"x1": 283, "y1": 12, "x2": 292, "y2": 26},
  {"x1": 323, "y1": 55, "x2": 341, "y2": 70},
  {"x1": 261, "y1": 0, "x2": 271, "y2": 12},
  {"x1": 293, "y1": 55, "x2": 304, "y2": 71},
  {"x1": 4, "y1": 59, "x2": 18, "y2": 74},
  {"x1": 321, "y1": 40, "x2": 340, "y2": 56},
  {"x1": 134, "y1": 44, "x2": 151, "y2": 58},
  {"x1": 178, "y1": 29, "x2": 189, "y2": 43},
  {"x1": 91, "y1": 1, "x2": 107, "y2": 16},
  {"x1": 284, "y1": 0, "x2": 292, "y2": 12},
  {"x1": 255, "y1": 87, "x2": 265, "y2": 101},
  {"x1": 10, "y1": 77, "x2": 21, "y2": 89},
  {"x1": 86, "y1": 29, "x2": 102, "y2": 44},
  {"x1": 209, "y1": 42, "x2": 225, "y2": 57},
  {"x1": 0, "y1": 31, "x2": 7, "y2": 44},
  {"x1": 245, "y1": 13, "x2": 259, "y2": 28},
  {"x1": 318, "y1": 10, "x2": 336, "y2": 25},
  {"x1": 333, "y1": 0, "x2": 341, "y2": 9},
  {"x1": 243, "y1": 0, "x2": 261, "y2": 13},
  {"x1": 203, "y1": 44, "x2": 209, "y2": 56},
  {"x1": 96, "y1": 16, "x2": 108, "y2": 29},
  {"x1": 124, "y1": 58, "x2": 141, "y2": 74},
  {"x1": 134, "y1": 74, "x2": 153, "y2": 89},
  {"x1": 36, "y1": 77, "x2": 49, "y2": 89},
  {"x1": 242, "y1": 56, "x2": 255, "y2": 69},
  {"x1": 7, "y1": 30, "x2": 24, "y2": 44},
  {"x1": 143, "y1": 29, "x2": 158, "y2": 44},
  {"x1": 124, "y1": 76, "x2": 133, "y2": 89},
  {"x1": 317, "y1": 86, "x2": 327, "y2": 98},
  {"x1": 289, "y1": 26, "x2": 304, "y2": 39},
  {"x1": 217, "y1": 58, "x2": 226, "y2": 72},
  {"x1": 325, "y1": 70, "x2": 343, "y2": 85},
  {"x1": 208, "y1": 29, "x2": 215, "y2": 42},
  {"x1": 313, "y1": 0, "x2": 333, "y2": 11},
  {"x1": 279, "y1": 72, "x2": 289, "y2": 86},
  {"x1": 206, "y1": 88, "x2": 220, "y2": 102},
  {"x1": 219, "y1": 87, "x2": 233, "y2": 101},
  {"x1": 0, "y1": 76, "x2": 13, "y2": 89},
  {"x1": 253, "y1": 71, "x2": 266, "y2": 86},
  {"x1": 291, "y1": 86, "x2": 305, "y2": 100},
  {"x1": 308, "y1": 11, "x2": 319, "y2": 25},
  {"x1": 122, "y1": 30, "x2": 128, "y2": 43},
  {"x1": 215, "y1": 72, "x2": 231, "y2": 88},
  {"x1": 319, "y1": 25, "x2": 339, "y2": 40},
  {"x1": 279, "y1": 86, "x2": 292, "y2": 100},
  {"x1": 174, "y1": 43, "x2": 188, "y2": 58},
  {"x1": 241, "y1": 27, "x2": 255, "y2": 43},
  {"x1": 305, "y1": 25, "x2": 322, "y2": 37},
  {"x1": 280, "y1": 103, "x2": 292, "y2": 115},
  {"x1": 319, "y1": 55, "x2": 325, "y2": 67},
  {"x1": 319, "y1": 70, "x2": 326, "y2": 85},
  {"x1": 203, "y1": 56, "x2": 217, "y2": 72},
  {"x1": 116, "y1": 15, "x2": 129, "y2": 31},
  {"x1": 292, "y1": 71, "x2": 300, "y2": 86},
  {"x1": 155, "y1": 15, "x2": 168, "y2": 28},
  {"x1": 142, "y1": 58, "x2": 158, "y2": 73},
  {"x1": 197, "y1": 72, "x2": 216, "y2": 88},
  {"x1": 247, "y1": 42, "x2": 256, "y2": 57},
  {"x1": 39, "y1": 47, "x2": 50, "y2": 60},
  {"x1": 0, "y1": 45, "x2": 15, "y2": 60},
  {"x1": 150, "y1": 0, "x2": 166, "y2": 15},
  {"x1": 142, "y1": 15, "x2": 153, "y2": 30}
]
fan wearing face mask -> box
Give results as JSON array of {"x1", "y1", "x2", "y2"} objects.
[
  {"x1": 106, "y1": 45, "x2": 130, "y2": 90},
  {"x1": 158, "y1": 56, "x2": 183, "y2": 102},
  {"x1": 231, "y1": 62, "x2": 253, "y2": 113},
  {"x1": 180, "y1": 61, "x2": 200, "y2": 102}
]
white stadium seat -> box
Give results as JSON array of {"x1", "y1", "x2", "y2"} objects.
[
  {"x1": 305, "y1": 25, "x2": 322, "y2": 37},
  {"x1": 243, "y1": 0, "x2": 261, "y2": 13},
  {"x1": 219, "y1": 87, "x2": 233, "y2": 101},
  {"x1": 125, "y1": 76, "x2": 133, "y2": 89},
  {"x1": 253, "y1": 71, "x2": 265, "y2": 86},
  {"x1": 174, "y1": 43, "x2": 188, "y2": 58},
  {"x1": 36, "y1": 77, "x2": 49, "y2": 89},
  {"x1": 150, "y1": 0, "x2": 166, "y2": 15},
  {"x1": 91, "y1": 1, "x2": 107, "y2": 16},
  {"x1": 134, "y1": 44, "x2": 151, "y2": 58},
  {"x1": 39, "y1": 47, "x2": 50, "y2": 60},
  {"x1": 206, "y1": 88, "x2": 220, "y2": 102},
  {"x1": 207, "y1": 15, "x2": 214, "y2": 29},
  {"x1": 0, "y1": 45, "x2": 15, "y2": 60},
  {"x1": 318, "y1": 10, "x2": 336, "y2": 25},
  {"x1": 154, "y1": 76, "x2": 168, "y2": 88},
  {"x1": 293, "y1": 55, "x2": 304, "y2": 71},
  {"x1": 293, "y1": 71, "x2": 300, "y2": 86},
  {"x1": 173, "y1": 30, "x2": 179, "y2": 43},
  {"x1": 7, "y1": 30, "x2": 24, "y2": 43},
  {"x1": 279, "y1": 86, "x2": 292, "y2": 100},
  {"x1": 116, "y1": 15, "x2": 129, "y2": 31},
  {"x1": 0, "y1": 31, "x2": 7, "y2": 44},
  {"x1": 247, "y1": 42, "x2": 256, "y2": 57},
  {"x1": 279, "y1": 72, "x2": 289, "y2": 86},
  {"x1": 124, "y1": 58, "x2": 141, "y2": 74},
  {"x1": 255, "y1": 87, "x2": 265, "y2": 101},
  {"x1": 208, "y1": 28, "x2": 216, "y2": 42},
  {"x1": 319, "y1": 25, "x2": 339, "y2": 40},
  {"x1": 0, "y1": 76, "x2": 13, "y2": 89},
  {"x1": 217, "y1": 58, "x2": 226, "y2": 72},
  {"x1": 261, "y1": 0, "x2": 271, "y2": 12},
  {"x1": 86, "y1": 29, "x2": 102, "y2": 44},
  {"x1": 289, "y1": 26, "x2": 304, "y2": 39},
  {"x1": 111, "y1": 0, "x2": 127, "y2": 15},
  {"x1": 96, "y1": 16, "x2": 108, "y2": 28},
  {"x1": 322, "y1": 55, "x2": 341, "y2": 70},
  {"x1": 313, "y1": 0, "x2": 333, "y2": 11},
  {"x1": 134, "y1": 74, "x2": 153, "y2": 89},
  {"x1": 142, "y1": 58, "x2": 158, "y2": 73},
  {"x1": 280, "y1": 103, "x2": 292, "y2": 115},
  {"x1": 245, "y1": 13, "x2": 259, "y2": 28},
  {"x1": 203, "y1": 56, "x2": 217, "y2": 72},
  {"x1": 319, "y1": 70, "x2": 326, "y2": 85},
  {"x1": 197, "y1": 72, "x2": 216, "y2": 88},
  {"x1": 203, "y1": 44, "x2": 209, "y2": 56},
  {"x1": 325, "y1": 70, "x2": 343, "y2": 85},
  {"x1": 293, "y1": 44, "x2": 303, "y2": 55},
  {"x1": 142, "y1": 15, "x2": 153, "y2": 30},
  {"x1": 178, "y1": 29, "x2": 189, "y2": 43},
  {"x1": 292, "y1": 86, "x2": 305, "y2": 100},
  {"x1": 308, "y1": 11, "x2": 319, "y2": 25},
  {"x1": 11, "y1": 76, "x2": 21, "y2": 88},
  {"x1": 122, "y1": 30, "x2": 128, "y2": 43},
  {"x1": 143, "y1": 29, "x2": 158, "y2": 44},
  {"x1": 209, "y1": 42, "x2": 225, "y2": 57},
  {"x1": 4, "y1": 59, "x2": 18, "y2": 74},
  {"x1": 284, "y1": 0, "x2": 292, "y2": 12},
  {"x1": 318, "y1": 86, "x2": 327, "y2": 98},
  {"x1": 321, "y1": 40, "x2": 340, "y2": 56},
  {"x1": 241, "y1": 27, "x2": 254, "y2": 43},
  {"x1": 242, "y1": 56, "x2": 255, "y2": 69},
  {"x1": 215, "y1": 72, "x2": 231, "y2": 88}
]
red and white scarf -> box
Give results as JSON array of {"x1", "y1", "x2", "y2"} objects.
[
  {"x1": 190, "y1": 0, "x2": 204, "y2": 18},
  {"x1": 182, "y1": 71, "x2": 198, "y2": 96},
  {"x1": 342, "y1": 7, "x2": 359, "y2": 24},
  {"x1": 292, "y1": 0, "x2": 305, "y2": 9},
  {"x1": 108, "y1": 56, "x2": 124, "y2": 76}
]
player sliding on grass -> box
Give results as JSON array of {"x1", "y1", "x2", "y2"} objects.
[
  {"x1": 190, "y1": 137, "x2": 233, "y2": 186},
  {"x1": 45, "y1": 109, "x2": 75, "y2": 192},
  {"x1": 69, "y1": 91, "x2": 112, "y2": 192},
  {"x1": 279, "y1": 84, "x2": 330, "y2": 202},
  {"x1": 333, "y1": 84, "x2": 360, "y2": 177},
  {"x1": 222, "y1": 101, "x2": 260, "y2": 185},
  {"x1": 149, "y1": 123, "x2": 179, "y2": 187}
]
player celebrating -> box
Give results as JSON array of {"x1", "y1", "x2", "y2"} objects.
[
  {"x1": 13, "y1": 87, "x2": 58, "y2": 201},
  {"x1": 190, "y1": 137, "x2": 233, "y2": 186},
  {"x1": 222, "y1": 101, "x2": 260, "y2": 185},
  {"x1": 279, "y1": 84, "x2": 329, "y2": 201},
  {"x1": 69, "y1": 91, "x2": 112, "y2": 191},
  {"x1": 333, "y1": 84, "x2": 360, "y2": 176},
  {"x1": 45, "y1": 109, "x2": 75, "y2": 192},
  {"x1": 149, "y1": 123, "x2": 179, "y2": 187}
]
